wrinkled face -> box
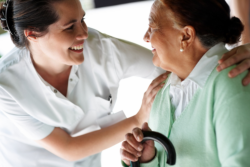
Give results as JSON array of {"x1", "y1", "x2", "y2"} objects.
[
  {"x1": 143, "y1": 0, "x2": 182, "y2": 71},
  {"x1": 35, "y1": 0, "x2": 88, "y2": 65}
]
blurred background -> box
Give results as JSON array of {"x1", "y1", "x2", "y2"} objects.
[{"x1": 0, "y1": 0, "x2": 249, "y2": 166}]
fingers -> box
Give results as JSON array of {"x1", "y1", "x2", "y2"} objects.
[
  {"x1": 243, "y1": 70, "x2": 250, "y2": 86},
  {"x1": 148, "y1": 82, "x2": 165, "y2": 103},
  {"x1": 125, "y1": 132, "x2": 143, "y2": 151},
  {"x1": 122, "y1": 159, "x2": 130, "y2": 166},
  {"x1": 218, "y1": 52, "x2": 249, "y2": 72},
  {"x1": 218, "y1": 47, "x2": 237, "y2": 64},
  {"x1": 120, "y1": 147, "x2": 139, "y2": 163},
  {"x1": 218, "y1": 45, "x2": 250, "y2": 72},
  {"x1": 132, "y1": 127, "x2": 144, "y2": 142},
  {"x1": 121, "y1": 130, "x2": 144, "y2": 164},
  {"x1": 228, "y1": 59, "x2": 250, "y2": 78},
  {"x1": 141, "y1": 122, "x2": 151, "y2": 131},
  {"x1": 121, "y1": 126, "x2": 155, "y2": 164},
  {"x1": 147, "y1": 72, "x2": 169, "y2": 93},
  {"x1": 145, "y1": 73, "x2": 168, "y2": 105},
  {"x1": 121, "y1": 141, "x2": 141, "y2": 161}
]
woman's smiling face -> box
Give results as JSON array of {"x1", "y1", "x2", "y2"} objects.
[
  {"x1": 32, "y1": 0, "x2": 88, "y2": 66},
  {"x1": 143, "y1": 0, "x2": 182, "y2": 72}
]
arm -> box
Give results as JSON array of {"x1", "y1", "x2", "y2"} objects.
[
  {"x1": 102, "y1": 33, "x2": 165, "y2": 80},
  {"x1": 35, "y1": 73, "x2": 167, "y2": 161},
  {"x1": 38, "y1": 117, "x2": 140, "y2": 161},
  {"x1": 230, "y1": 0, "x2": 250, "y2": 45},
  {"x1": 214, "y1": 94, "x2": 250, "y2": 166},
  {"x1": 214, "y1": 68, "x2": 250, "y2": 166}
]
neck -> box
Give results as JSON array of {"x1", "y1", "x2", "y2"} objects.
[
  {"x1": 29, "y1": 47, "x2": 72, "y2": 82},
  {"x1": 172, "y1": 41, "x2": 208, "y2": 81}
]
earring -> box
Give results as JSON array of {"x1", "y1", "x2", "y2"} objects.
[{"x1": 180, "y1": 48, "x2": 184, "y2": 52}]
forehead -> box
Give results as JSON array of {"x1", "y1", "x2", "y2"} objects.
[
  {"x1": 54, "y1": 0, "x2": 84, "y2": 26},
  {"x1": 149, "y1": 0, "x2": 174, "y2": 26}
]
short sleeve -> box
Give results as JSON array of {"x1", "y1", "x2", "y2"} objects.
[
  {"x1": 0, "y1": 87, "x2": 54, "y2": 140},
  {"x1": 106, "y1": 35, "x2": 165, "y2": 80}
]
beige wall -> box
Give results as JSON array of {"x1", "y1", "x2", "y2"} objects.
[{"x1": 0, "y1": 28, "x2": 5, "y2": 35}]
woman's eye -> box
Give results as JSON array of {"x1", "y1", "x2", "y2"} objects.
[
  {"x1": 66, "y1": 25, "x2": 74, "y2": 30},
  {"x1": 81, "y1": 17, "x2": 85, "y2": 23}
]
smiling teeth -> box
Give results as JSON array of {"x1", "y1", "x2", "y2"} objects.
[{"x1": 70, "y1": 44, "x2": 83, "y2": 50}]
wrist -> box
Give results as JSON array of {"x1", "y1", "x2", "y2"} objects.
[{"x1": 134, "y1": 111, "x2": 146, "y2": 127}]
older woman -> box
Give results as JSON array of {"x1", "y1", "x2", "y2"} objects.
[{"x1": 121, "y1": 0, "x2": 250, "y2": 167}]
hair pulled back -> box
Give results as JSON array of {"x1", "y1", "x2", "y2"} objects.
[
  {"x1": 0, "y1": 0, "x2": 63, "y2": 48},
  {"x1": 160, "y1": 0, "x2": 244, "y2": 48}
]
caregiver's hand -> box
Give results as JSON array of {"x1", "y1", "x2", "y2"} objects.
[
  {"x1": 121, "y1": 122, "x2": 155, "y2": 165},
  {"x1": 135, "y1": 72, "x2": 169, "y2": 126},
  {"x1": 217, "y1": 43, "x2": 250, "y2": 86}
]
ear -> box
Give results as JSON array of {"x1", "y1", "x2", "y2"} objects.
[
  {"x1": 179, "y1": 26, "x2": 195, "y2": 51},
  {"x1": 24, "y1": 29, "x2": 38, "y2": 42}
]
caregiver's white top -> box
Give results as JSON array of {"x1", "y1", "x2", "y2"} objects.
[{"x1": 0, "y1": 28, "x2": 164, "y2": 167}]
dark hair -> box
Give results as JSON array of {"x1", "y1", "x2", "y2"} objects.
[
  {"x1": 0, "y1": 0, "x2": 63, "y2": 48},
  {"x1": 160, "y1": 0, "x2": 244, "y2": 48}
]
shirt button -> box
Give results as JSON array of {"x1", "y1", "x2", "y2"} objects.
[
  {"x1": 54, "y1": 89, "x2": 57, "y2": 93},
  {"x1": 70, "y1": 78, "x2": 73, "y2": 82}
]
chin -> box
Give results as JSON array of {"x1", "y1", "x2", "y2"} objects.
[
  {"x1": 152, "y1": 56, "x2": 161, "y2": 67},
  {"x1": 67, "y1": 56, "x2": 84, "y2": 65},
  {"x1": 74, "y1": 57, "x2": 84, "y2": 65}
]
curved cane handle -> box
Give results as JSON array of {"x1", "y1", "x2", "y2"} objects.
[{"x1": 130, "y1": 131, "x2": 176, "y2": 167}]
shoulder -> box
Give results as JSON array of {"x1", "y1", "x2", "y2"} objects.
[
  {"x1": 0, "y1": 47, "x2": 28, "y2": 75},
  {"x1": 0, "y1": 47, "x2": 30, "y2": 89},
  {"x1": 210, "y1": 65, "x2": 249, "y2": 92},
  {"x1": 206, "y1": 66, "x2": 250, "y2": 106},
  {"x1": 86, "y1": 27, "x2": 113, "y2": 43},
  {"x1": 86, "y1": 27, "x2": 149, "y2": 51}
]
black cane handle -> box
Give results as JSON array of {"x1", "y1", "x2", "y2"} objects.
[{"x1": 130, "y1": 131, "x2": 176, "y2": 167}]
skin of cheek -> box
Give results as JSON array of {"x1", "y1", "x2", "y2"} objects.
[
  {"x1": 151, "y1": 30, "x2": 180, "y2": 72},
  {"x1": 38, "y1": 29, "x2": 84, "y2": 66}
]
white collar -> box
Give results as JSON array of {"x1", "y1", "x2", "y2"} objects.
[
  {"x1": 25, "y1": 48, "x2": 79, "y2": 83},
  {"x1": 24, "y1": 49, "x2": 79, "y2": 97},
  {"x1": 164, "y1": 43, "x2": 228, "y2": 91}
]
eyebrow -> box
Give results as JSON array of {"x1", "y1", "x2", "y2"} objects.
[
  {"x1": 63, "y1": 13, "x2": 86, "y2": 26},
  {"x1": 148, "y1": 17, "x2": 156, "y2": 26},
  {"x1": 149, "y1": 18, "x2": 154, "y2": 24}
]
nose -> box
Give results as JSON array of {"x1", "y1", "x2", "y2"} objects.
[
  {"x1": 76, "y1": 22, "x2": 88, "y2": 40},
  {"x1": 143, "y1": 28, "x2": 150, "y2": 43}
]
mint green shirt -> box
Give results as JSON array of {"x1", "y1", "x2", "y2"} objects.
[{"x1": 141, "y1": 49, "x2": 250, "y2": 166}]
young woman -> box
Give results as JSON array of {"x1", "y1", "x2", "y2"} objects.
[{"x1": 0, "y1": 0, "x2": 249, "y2": 166}]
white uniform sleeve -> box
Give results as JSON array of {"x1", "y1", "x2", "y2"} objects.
[
  {"x1": 0, "y1": 87, "x2": 54, "y2": 140},
  {"x1": 106, "y1": 35, "x2": 165, "y2": 80}
]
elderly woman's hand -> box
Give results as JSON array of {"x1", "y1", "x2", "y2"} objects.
[
  {"x1": 120, "y1": 122, "x2": 155, "y2": 166},
  {"x1": 217, "y1": 43, "x2": 250, "y2": 86}
]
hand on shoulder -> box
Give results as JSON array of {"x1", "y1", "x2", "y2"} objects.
[{"x1": 217, "y1": 43, "x2": 250, "y2": 86}]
